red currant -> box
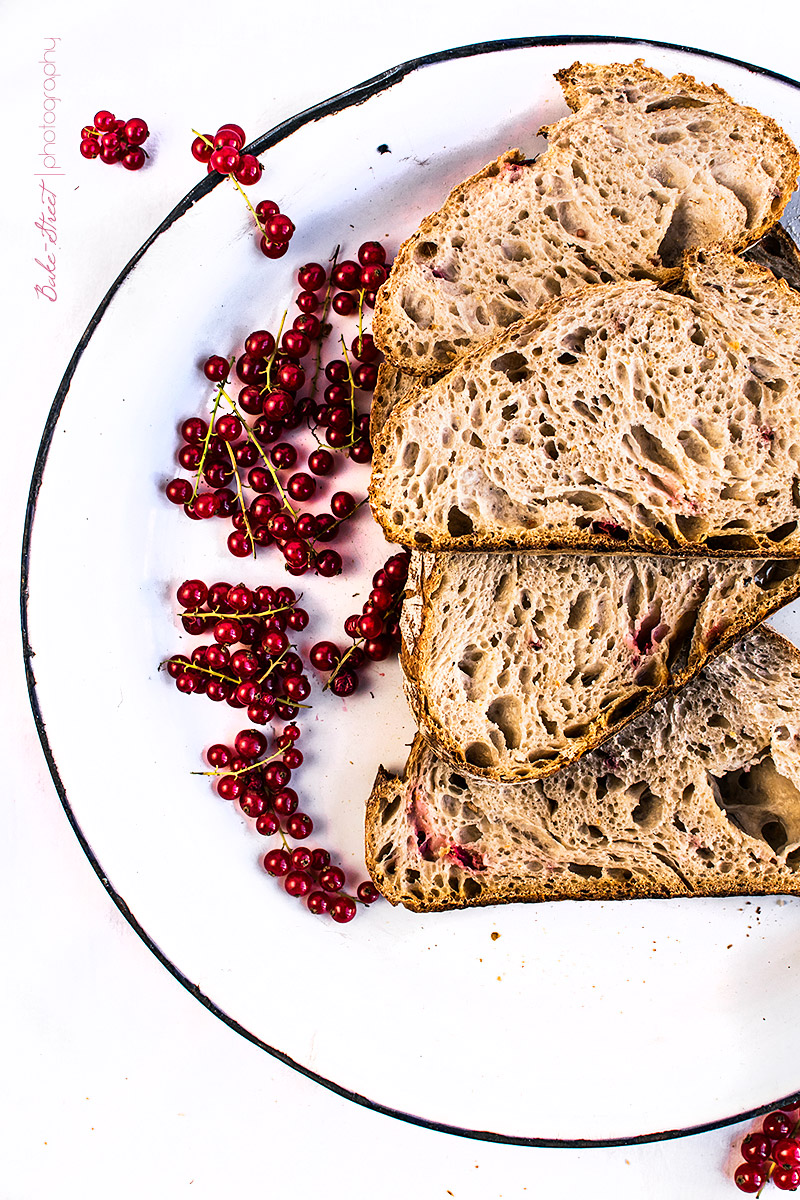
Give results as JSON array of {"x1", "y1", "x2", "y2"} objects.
[
  {"x1": 124, "y1": 117, "x2": 149, "y2": 145},
  {"x1": 264, "y1": 848, "x2": 291, "y2": 877},
  {"x1": 734, "y1": 1163, "x2": 769, "y2": 1193},
  {"x1": 329, "y1": 896, "x2": 357, "y2": 923},
  {"x1": 307, "y1": 891, "x2": 329, "y2": 915},
  {"x1": 203, "y1": 355, "x2": 229, "y2": 382},
  {"x1": 358, "y1": 240, "x2": 386, "y2": 265},
  {"x1": 192, "y1": 135, "x2": 213, "y2": 162}
]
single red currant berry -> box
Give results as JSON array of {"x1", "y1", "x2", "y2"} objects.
[
  {"x1": 734, "y1": 1162, "x2": 769, "y2": 1193},
  {"x1": 234, "y1": 154, "x2": 262, "y2": 185},
  {"x1": 267, "y1": 213, "x2": 295, "y2": 242},
  {"x1": 765, "y1": 1114, "x2": 795, "y2": 1140},
  {"x1": 264, "y1": 848, "x2": 291, "y2": 877},
  {"x1": 308, "y1": 448, "x2": 334, "y2": 476},
  {"x1": 176, "y1": 578, "x2": 209, "y2": 607},
  {"x1": 210, "y1": 146, "x2": 240, "y2": 174},
  {"x1": 774, "y1": 1140, "x2": 800, "y2": 1168},
  {"x1": 214, "y1": 618, "x2": 243, "y2": 644},
  {"x1": 206, "y1": 743, "x2": 232, "y2": 768},
  {"x1": 329, "y1": 896, "x2": 357, "y2": 923},
  {"x1": 358, "y1": 240, "x2": 387, "y2": 266},
  {"x1": 240, "y1": 789, "x2": 268, "y2": 818},
  {"x1": 167, "y1": 655, "x2": 191, "y2": 679},
  {"x1": 284, "y1": 870, "x2": 313, "y2": 898},
  {"x1": 260, "y1": 237, "x2": 288, "y2": 258},
  {"x1": 309, "y1": 848, "x2": 330, "y2": 871},
  {"x1": 319, "y1": 866, "x2": 345, "y2": 893},
  {"x1": 331, "y1": 491, "x2": 356, "y2": 519},
  {"x1": 364, "y1": 636, "x2": 392, "y2": 661},
  {"x1": 360, "y1": 263, "x2": 388, "y2": 289},
  {"x1": 282, "y1": 330, "x2": 310, "y2": 358},
  {"x1": 203, "y1": 355, "x2": 229, "y2": 382},
  {"x1": 255, "y1": 198, "x2": 279, "y2": 221},
  {"x1": 332, "y1": 292, "x2": 356, "y2": 316},
  {"x1": 217, "y1": 122, "x2": 246, "y2": 144},
  {"x1": 230, "y1": 649, "x2": 259, "y2": 678},
  {"x1": 309, "y1": 641, "x2": 339, "y2": 671},
  {"x1": 217, "y1": 774, "x2": 243, "y2": 801},
  {"x1": 315, "y1": 550, "x2": 342, "y2": 578},
  {"x1": 178, "y1": 444, "x2": 202, "y2": 470},
  {"x1": 272, "y1": 788, "x2": 298, "y2": 816},
  {"x1": 283, "y1": 675, "x2": 311, "y2": 702},
  {"x1": 290, "y1": 847, "x2": 312, "y2": 872},
  {"x1": 244, "y1": 331, "x2": 274, "y2": 361},
  {"x1": 293, "y1": 313, "x2": 322, "y2": 338},
  {"x1": 774, "y1": 1166, "x2": 800, "y2": 1191},
  {"x1": 287, "y1": 472, "x2": 316, "y2": 502},
  {"x1": 214, "y1": 129, "x2": 244, "y2": 151},
  {"x1": 227, "y1": 530, "x2": 252, "y2": 557},
  {"x1": 295, "y1": 290, "x2": 320, "y2": 313},
  {"x1": 286, "y1": 812, "x2": 313, "y2": 840},
  {"x1": 330, "y1": 669, "x2": 359, "y2": 697},
  {"x1": 351, "y1": 333, "x2": 379, "y2": 362},
  {"x1": 354, "y1": 363, "x2": 378, "y2": 391},
  {"x1": 277, "y1": 362, "x2": 304, "y2": 391},
  {"x1": 255, "y1": 811, "x2": 279, "y2": 836},
  {"x1": 94, "y1": 110, "x2": 116, "y2": 131},
  {"x1": 235, "y1": 729, "x2": 267, "y2": 760},
  {"x1": 297, "y1": 263, "x2": 326, "y2": 290},
  {"x1": 287, "y1": 608, "x2": 309, "y2": 632},
  {"x1": 282, "y1": 747, "x2": 303, "y2": 771},
  {"x1": 215, "y1": 414, "x2": 242, "y2": 442},
  {"x1": 349, "y1": 441, "x2": 372, "y2": 464},
  {"x1": 358, "y1": 613, "x2": 383, "y2": 639},
  {"x1": 100, "y1": 142, "x2": 124, "y2": 164},
  {"x1": 80, "y1": 138, "x2": 100, "y2": 159},
  {"x1": 332, "y1": 260, "x2": 360, "y2": 289},
  {"x1": 363, "y1": 291, "x2": 377, "y2": 308},
  {"x1": 357, "y1": 881, "x2": 379, "y2": 904},
  {"x1": 192, "y1": 135, "x2": 213, "y2": 162},
  {"x1": 275, "y1": 587, "x2": 297, "y2": 606},
  {"x1": 307, "y1": 891, "x2": 329, "y2": 914},
  {"x1": 124, "y1": 118, "x2": 149, "y2": 145}
]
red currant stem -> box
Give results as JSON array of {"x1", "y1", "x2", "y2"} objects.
[
  {"x1": 756, "y1": 1164, "x2": 774, "y2": 1198},
  {"x1": 356, "y1": 290, "x2": 366, "y2": 356},
  {"x1": 307, "y1": 496, "x2": 367, "y2": 553},
  {"x1": 255, "y1": 645, "x2": 292, "y2": 684},
  {"x1": 308, "y1": 246, "x2": 340, "y2": 402},
  {"x1": 339, "y1": 335, "x2": 358, "y2": 439},
  {"x1": 229, "y1": 173, "x2": 265, "y2": 230},
  {"x1": 323, "y1": 638, "x2": 365, "y2": 690},
  {"x1": 262, "y1": 311, "x2": 287, "y2": 394},
  {"x1": 179, "y1": 602, "x2": 297, "y2": 622},
  {"x1": 220, "y1": 388, "x2": 297, "y2": 516},
  {"x1": 192, "y1": 368, "x2": 232, "y2": 500},
  {"x1": 165, "y1": 658, "x2": 241, "y2": 686},
  {"x1": 191, "y1": 128, "x2": 214, "y2": 148},
  {"x1": 193, "y1": 746, "x2": 285, "y2": 780},
  {"x1": 224, "y1": 441, "x2": 257, "y2": 557}
]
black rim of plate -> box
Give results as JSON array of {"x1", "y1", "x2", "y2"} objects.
[{"x1": 20, "y1": 34, "x2": 800, "y2": 1148}]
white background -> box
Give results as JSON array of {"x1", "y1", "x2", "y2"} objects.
[{"x1": 4, "y1": 1, "x2": 800, "y2": 1196}]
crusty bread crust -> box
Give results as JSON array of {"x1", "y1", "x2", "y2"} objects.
[
  {"x1": 400, "y1": 552, "x2": 800, "y2": 783},
  {"x1": 366, "y1": 629, "x2": 800, "y2": 911},
  {"x1": 373, "y1": 59, "x2": 799, "y2": 377}
]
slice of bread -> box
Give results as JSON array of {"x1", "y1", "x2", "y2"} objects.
[
  {"x1": 366, "y1": 628, "x2": 800, "y2": 911},
  {"x1": 370, "y1": 252, "x2": 800, "y2": 557},
  {"x1": 373, "y1": 60, "x2": 798, "y2": 377},
  {"x1": 401, "y1": 550, "x2": 800, "y2": 781}
]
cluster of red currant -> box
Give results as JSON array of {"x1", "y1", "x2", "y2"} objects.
[
  {"x1": 80, "y1": 110, "x2": 149, "y2": 170},
  {"x1": 167, "y1": 579, "x2": 310, "y2": 722},
  {"x1": 164, "y1": 245, "x2": 389, "y2": 575},
  {"x1": 310, "y1": 551, "x2": 409, "y2": 696},
  {"x1": 191, "y1": 122, "x2": 263, "y2": 186},
  {"x1": 734, "y1": 1106, "x2": 800, "y2": 1191},
  {"x1": 165, "y1": 563, "x2": 403, "y2": 919}
]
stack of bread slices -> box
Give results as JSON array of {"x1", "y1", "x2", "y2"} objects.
[{"x1": 364, "y1": 59, "x2": 800, "y2": 911}]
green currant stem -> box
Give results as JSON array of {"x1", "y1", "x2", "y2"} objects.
[
  {"x1": 219, "y1": 387, "x2": 297, "y2": 516},
  {"x1": 339, "y1": 334, "x2": 358, "y2": 438},
  {"x1": 256, "y1": 647, "x2": 291, "y2": 685},
  {"x1": 170, "y1": 659, "x2": 241, "y2": 687},
  {"x1": 192, "y1": 746, "x2": 284, "y2": 780},
  {"x1": 192, "y1": 367, "x2": 232, "y2": 500},
  {"x1": 229, "y1": 173, "x2": 264, "y2": 230},
  {"x1": 224, "y1": 441, "x2": 256, "y2": 557},
  {"x1": 355, "y1": 289, "x2": 366, "y2": 357},
  {"x1": 308, "y1": 497, "x2": 367, "y2": 556},
  {"x1": 262, "y1": 310, "x2": 287, "y2": 393},
  {"x1": 308, "y1": 246, "x2": 340, "y2": 402},
  {"x1": 180, "y1": 602, "x2": 297, "y2": 622},
  {"x1": 191, "y1": 129, "x2": 214, "y2": 148}
]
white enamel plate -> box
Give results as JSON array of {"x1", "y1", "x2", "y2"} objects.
[{"x1": 23, "y1": 38, "x2": 800, "y2": 1144}]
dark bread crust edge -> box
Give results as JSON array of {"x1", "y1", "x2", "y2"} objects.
[
  {"x1": 368, "y1": 252, "x2": 800, "y2": 559},
  {"x1": 365, "y1": 628, "x2": 800, "y2": 911},
  {"x1": 400, "y1": 553, "x2": 800, "y2": 783}
]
